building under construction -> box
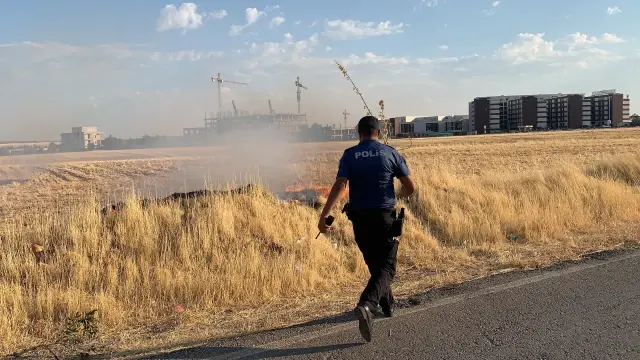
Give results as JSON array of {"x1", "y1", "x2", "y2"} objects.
[
  {"x1": 330, "y1": 125, "x2": 358, "y2": 141},
  {"x1": 183, "y1": 100, "x2": 308, "y2": 138}
]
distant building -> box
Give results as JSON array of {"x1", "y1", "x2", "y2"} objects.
[
  {"x1": 330, "y1": 124, "x2": 358, "y2": 141},
  {"x1": 584, "y1": 90, "x2": 631, "y2": 128},
  {"x1": 468, "y1": 90, "x2": 631, "y2": 134},
  {"x1": 60, "y1": 127, "x2": 104, "y2": 151},
  {"x1": 390, "y1": 115, "x2": 469, "y2": 137}
]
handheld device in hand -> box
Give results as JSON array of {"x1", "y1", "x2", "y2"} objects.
[
  {"x1": 390, "y1": 208, "x2": 405, "y2": 237},
  {"x1": 315, "y1": 215, "x2": 335, "y2": 239}
]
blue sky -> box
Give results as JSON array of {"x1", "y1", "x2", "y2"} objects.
[{"x1": 0, "y1": 0, "x2": 637, "y2": 140}]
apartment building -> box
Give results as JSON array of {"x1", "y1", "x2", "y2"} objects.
[
  {"x1": 583, "y1": 90, "x2": 631, "y2": 127},
  {"x1": 469, "y1": 90, "x2": 631, "y2": 133}
]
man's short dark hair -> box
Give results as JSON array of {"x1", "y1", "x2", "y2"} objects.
[{"x1": 357, "y1": 116, "x2": 379, "y2": 136}]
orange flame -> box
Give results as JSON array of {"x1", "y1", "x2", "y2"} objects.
[{"x1": 284, "y1": 184, "x2": 348, "y2": 199}]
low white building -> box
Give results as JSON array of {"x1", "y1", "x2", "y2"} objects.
[
  {"x1": 60, "y1": 127, "x2": 104, "y2": 151},
  {"x1": 390, "y1": 115, "x2": 469, "y2": 137}
]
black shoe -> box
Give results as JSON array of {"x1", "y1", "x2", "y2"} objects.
[
  {"x1": 372, "y1": 304, "x2": 393, "y2": 318},
  {"x1": 354, "y1": 305, "x2": 374, "y2": 342},
  {"x1": 380, "y1": 303, "x2": 394, "y2": 318},
  {"x1": 372, "y1": 305, "x2": 384, "y2": 317}
]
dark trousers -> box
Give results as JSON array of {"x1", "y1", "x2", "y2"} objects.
[{"x1": 349, "y1": 208, "x2": 399, "y2": 309}]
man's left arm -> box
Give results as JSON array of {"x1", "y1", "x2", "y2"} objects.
[{"x1": 394, "y1": 151, "x2": 415, "y2": 199}]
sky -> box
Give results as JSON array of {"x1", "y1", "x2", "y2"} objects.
[{"x1": 0, "y1": 0, "x2": 637, "y2": 141}]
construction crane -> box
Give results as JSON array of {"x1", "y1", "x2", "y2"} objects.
[
  {"x1": 268, "y1": 100, "x2": 275, "y2": 115},
  {"x1": 343, "y1": 109, "x2": 351, "y2": 129},
  {"x1": 211, "y1": 73, "x2": 248, "y2": 119},
  {"x1": 295, "y1": 76, "x2": 307, "y2": 115},
  {"x1": 231, "y1": 100, "x2": 238, "y2": 117}
]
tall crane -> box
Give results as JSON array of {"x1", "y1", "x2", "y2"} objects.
[
  {"x1": 268, "y1": 100, "x2": 275, "y2": 115},
  {"x1": 295, "y1": 76, "x2": 307, "y2": 115},
  {"x1": 342, "y1": 109, "x2": 351, "y2": 129},
  {"x1": 211, "y1": 73, "x2": 248, "y2": 119},
  {"x1": 231, "y1": 100, "x2": 238, "y2": 117}
]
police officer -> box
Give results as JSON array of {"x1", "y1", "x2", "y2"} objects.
[{"x1": 317, "y1": 115, "x2": 415, "y2": 342}]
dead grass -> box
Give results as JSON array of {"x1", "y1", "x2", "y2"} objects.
[{"x1": 2, "y1": 128, "x2": 640, "y2": 357}]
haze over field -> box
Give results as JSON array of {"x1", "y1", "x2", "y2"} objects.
[{"x1": 0, "y1": 0, "x2": 638, "y2": 140}]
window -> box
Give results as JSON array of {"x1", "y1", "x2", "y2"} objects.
[
  {"x1": 400, "y1": 123, "x2": 414, "y2": 133},
  {"x1": 425, "y1": 123, "x2": 439, "y2": 132}
]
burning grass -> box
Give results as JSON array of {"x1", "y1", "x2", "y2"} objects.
[{"x1": 3, "y1": 130, "x2": 640, "y2": 357}]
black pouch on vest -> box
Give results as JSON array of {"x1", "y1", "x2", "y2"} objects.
[{"x1": 389, "y1": 208, "x2": 405, "y2": 237}]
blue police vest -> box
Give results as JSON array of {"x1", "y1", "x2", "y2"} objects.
[{"x1": 336, "y1": 139, "x2": 410, "y2": 209}]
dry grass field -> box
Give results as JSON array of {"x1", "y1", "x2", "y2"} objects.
[{"x1": 2, "y1": 128, "x2": 640, "y2": 357}]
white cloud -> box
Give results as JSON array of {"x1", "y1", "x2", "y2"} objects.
[
  {"x1": 607, "y1": 6, "x2": 621, "y2": 15},
  {"x1": 246, "y1": 8, "x2": 263, "y2": 24},
  {"x1": 496, "y1": 33, "x2": 558, "y2": 64},
  {"x1": 89, "y1": 96, "x2": 100, "y2": 109},
  {"x1": 482, "y1": 1, "x2": 501, "y2": 15},
  {"x1": 156, "y1": 3, "x2": 205, "y2": 32},
  {"x1": 150, "y1": 50, "x2": 224, "y2": 62},
  {"x1": 601, "y1": 33, "x2": 625, "y2": 44},
  {"x1": 229, "y1": 8, "x2": 267, "y2": 36},
  {"x1": 207, "y1": 10, "x2": 228, "y2": 20},
  {"x1": 439, "y1": 45, "x2": 449, "y2": 50},
  {"x1": 342, "y1": 52, "x2": 411, "y2": 66},
  {"x1": 576, "y1": 60, "x2": 589, "y2": 69},
  {"x1": 1, "y1": 41, "x2": 223, "y2": 65},
  {"x1": 323, "y1": 20, "x2": 405, "y2": 40},
  {"x1": 1, "y1": 41, "x2": 139, "y2": 63},
  {"x1": 241, "y1": 30, "x2": 483, "y2": 76},
  {"x1": 564, "y1": 32, "x2": 625, "y2": 50},
  {"x1": 496, "y1": 32, "x2": 626, "y2": 66},
  {"x1": 294, "y1": 20, "x2": 302, "y2": 25},
  {"x1": 416, "y1": 54, "x2": 479, "y2": 65},
  {"x1": 244, "y1": 32, "x2": 324, "y2": 73},
  {"x1": 413, "y1": 0, "x2": 447, "y2": 12},
  {"x1": 270, "y1": 16, "x2": 286, "y2": 28}
]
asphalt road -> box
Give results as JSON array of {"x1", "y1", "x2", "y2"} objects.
[{"x1": 146, "y1": 248, "x2": 640, "y2": 360}]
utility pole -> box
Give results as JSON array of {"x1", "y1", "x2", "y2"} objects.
[
  {"x1": 211, "y1": 73, "x2": 248, "y2": 120},
  {"x1": 342, "y1": 109, "x2": 351, "y2": 129},
  {"x1": 295, "y1": 76, "x2": 308, "y2": 115}
]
